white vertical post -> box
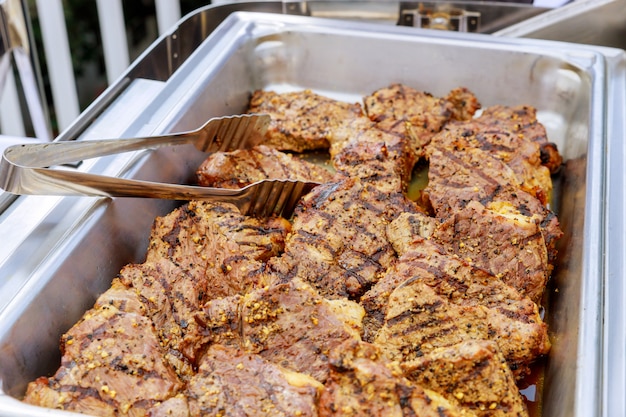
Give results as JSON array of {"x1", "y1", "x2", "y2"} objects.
[
  {"x1": 0, "y1": 71, "x2": 27, "y2": 137},
  {"x1": 95, "y1": 0, "x2": 129, "y2": 84},
  {"x1": 155, "y1": 0, "x2": 181, "y2": 35},
  {"x1": 35, "y1": 0, "x2": 79, "y2": 132}
]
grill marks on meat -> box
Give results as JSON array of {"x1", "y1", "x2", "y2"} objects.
[
  {"x1": 248, "y1": 86, "x2": 479, "y2": 191},
  {"x1": 423, "y1": 105, "x2": 563, "y2": 304},
  {"x1": 479, "y1": 105, "x2": 562, "y2": 174},
  {"x1": 432, "y1": 200, "x2": 551, "y2": 304},
  {"x1": 189, "y1": 346, "x2": 322, "y2": 416},
  {"x1": 147, "y1": 200, "x2": 291, "y2": 267},
  {"x1": 319, "y1": 340, "x2": 474, "y2": 417},
  {"x1": 331, "y1": 85, "x2": 479, "y2": 191},
  {"x1": 425, "y1": 148, "x2": 560, "y2": 303},
  {"x1": 401, "y1": 341, "x2": 528, "y2": 417},
  {"x1": 118, "y1": 261, "x2": 201, "y2": 376},
  {"x1": 269, "y1": 176, "x2": 422, "y2": 300},
  {"x1": 23, "y1": 280, "x2": 183, "y2": 417},
  {"x1": 196, "y1": 144, "x2": 333, "y2": 188},
  {"x1": 364, "y1": 84, "x2": 480, "y2": 158},
  {"x1": 24, "y1": 201, "x2": 294, "y2": 415},
  {"x1": 425, "y1": 153, "x2": 562, "y2": 269},
  {"x1": 331, "y1": 119, "x2": 416, "y2": 192},
  {"x1": 363, "y1": 232, "x2": 550, "y2": 376},
  {"x1": 135, "y1": 201, "x2": 292, "y2": 366},
  {"x1": 427, "y1": 105, "x2": 555, "y2": 206},
  {"x1": 150, "y1": 345, "x2": 322, "y2": 417},
  {"x1": 193, "y1": 278, "x2": 364, "y2": 383}
]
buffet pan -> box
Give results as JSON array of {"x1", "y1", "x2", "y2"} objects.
[{"x1": 0, "y1": 9, "x2": 621, "y2": 417}]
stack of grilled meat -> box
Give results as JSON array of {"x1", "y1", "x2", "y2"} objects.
[{"x1": 24, "y1": 84, "x2": 563, "y2": 417}]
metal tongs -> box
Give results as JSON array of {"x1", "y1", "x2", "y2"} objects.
[{"x1": 0, "y1": 114, "x2": 320, "y2": 218}]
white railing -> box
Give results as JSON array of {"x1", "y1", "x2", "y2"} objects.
[{"x1": 0, "y1": 0, "x2": 184, "y2": 139}]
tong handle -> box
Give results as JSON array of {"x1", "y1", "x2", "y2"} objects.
[
  {"x1": 0, "y1": 113, "x2": 271, "y2": 201},
  {"x1": 1, "y1": 133, "x2": 198, "y2": 168},
  {"x1": 0, "y1": 139, "x2": 244, "y2": 201}
]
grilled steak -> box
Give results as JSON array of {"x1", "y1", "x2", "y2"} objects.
[
  {"x1": 126, "y1": 201, "x2": 292, "y2": 366},
  {"x1": 432, "y1": 200, "x2": 552, "y2": 304},
  {"x1": 247, "y1": 89, "x2": 365, "y2": 153},
  {"x1": 331, "y1": 120, "x2": 416, "y2": 192},
  {"x1": 402, "y1": 340, "x2": 528, "y2": 417},
  {"x1": 149, "y1": 344, "x2": 322, "y2": 417},
  {"x1": 426, "y1": 105, "x2": 555, "y2": 206},
  {"x1": 421, "y1": 105, "x2": 563, "y2": 304},
  {"x1": 23, "y1": 280, "x2": 183, "y2": 417},
  {"x1": 364, "y1": 234, "x2": 550, "y2": 376},
  {"x1": 424, "y1": 151, "x2": 562, "y2": 266},
  {"x1": 196, "y1": 144, "x2": 333, "y2": 188},
  {"x1": 117, "y1": 261, "x2": 200, "y2": 377},
  {"x1": 146, "y1": 200, "x2": 291, "y2": 267},
  {"x1": 364, "y1": 84, "x2": 480, "y2": 158},
  {"x1": 319, "y1": 340, "x2": 475, "y2": 417},
  {"x1": 268, "y1": 176, "x2": 422, "y2": 300},
  {"x1": 477, "y1": 105, "x2": 562, "y2": 174},
  {"x1": 249, "y1": 84, "x2": 479, "y2": 188},
  {"x1": 193, "y1": 278, "x2": 364, "y2": 383}
]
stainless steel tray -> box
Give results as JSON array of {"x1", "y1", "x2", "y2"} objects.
[{"x1": 0, "y1": 10, "x2": 622, "y2": 417}]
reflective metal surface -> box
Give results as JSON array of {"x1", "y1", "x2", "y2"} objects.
[
  {"x1": 495, "y1": 0, "x2": 626, "y2": 49},
  {"x1": 0, "y1": 9, "x2": 622, "y2": 417}
]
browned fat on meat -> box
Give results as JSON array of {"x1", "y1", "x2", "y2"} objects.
[
  {"x1": 23, "y1": 280, "x2": 183, "y2": 417},
  {"x1": 319, "y1": 340, "x2": 476, "y2": 417},
  {"x1": 401, "y1": 340, "x2": 529, "y2": 417},
  {"x1": 149, "y1": 345, "x2": 322, "y2": 417},
  {"x1": 192, "y1": 278, "x2": 364, "y2": 383},
  {"x1": 196, "y1": 144, "x2": 334, "y2": 188}
]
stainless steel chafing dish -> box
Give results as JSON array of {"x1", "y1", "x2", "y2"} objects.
[{"x1": 0, "y1": 6, "x2": 624, "y2": 417}]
